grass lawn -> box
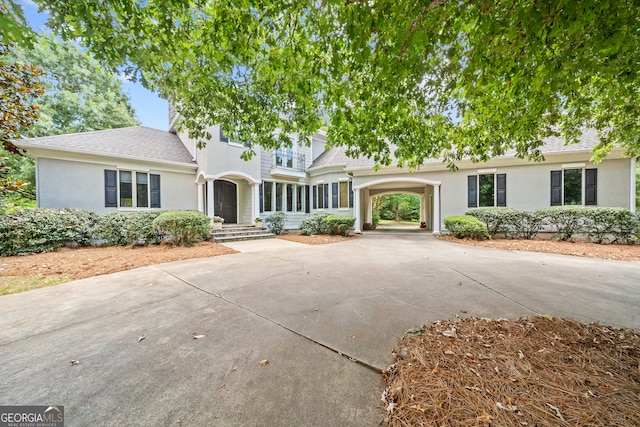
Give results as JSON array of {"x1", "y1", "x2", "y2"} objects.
[
  {"x1": 378, "y1": 219, "x2": 420, "y2": 226},
  {"x1": 0, "y1": 275, "x2": 73, "y2": 296}
]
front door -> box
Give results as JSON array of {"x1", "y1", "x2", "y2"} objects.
[{"x1": 214, "y1": 180, "x2": 237, "y2": 224}]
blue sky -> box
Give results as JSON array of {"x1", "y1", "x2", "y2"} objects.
[{"x1": 22, "y1": 1, "x2": 169, "y2": 131}]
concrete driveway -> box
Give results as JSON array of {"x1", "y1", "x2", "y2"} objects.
[{"x1": 1, "y1": 234, "x2": 639, "y2": 426}]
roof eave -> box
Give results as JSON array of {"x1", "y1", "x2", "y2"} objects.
[{"x1": 15, "y1": 142, "x2": 198, "y2": 169}]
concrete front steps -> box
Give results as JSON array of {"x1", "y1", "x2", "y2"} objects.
[{"x1": 211, "y1": 224, "x2": 275, "y2": 243}]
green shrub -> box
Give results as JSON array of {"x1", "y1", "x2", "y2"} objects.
[
  {"x1": 265, "y1": 211, "x2": 286, "y2": 235},
  {"x1": 444, "y1": 215, "x2": 489, "y2": 240},
  {"x1": 372, "y1": 211, "x2": 381, "y2": 228},
  {"x1": 152, "y1": 210, "x2": 211, "y2": 246},
  {"x1": 581, "y1": 207, "x2": 637, "y2": 244},
  {"x1": 299, "y1": 213, "x2": 329, "y2": 235},
  {"x1": 467, "y1": 207, "x2": 543, "y2": 239},
  {"x1": 0, "y1": 208, "x2": 97, "y2": 256},
  {"x1": 535, "y1": 206, "x2": 585, "y2": 241},
  {"x1": 322, "y1": 215, "x2": 355, "y2": 236},
  {"x1": 95, "y1": 211, "x2": 163, "y2": 246}
]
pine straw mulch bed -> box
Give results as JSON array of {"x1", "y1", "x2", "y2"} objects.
[{"x1": 382, "y1": 316, "x2": 640, "y2": 426}]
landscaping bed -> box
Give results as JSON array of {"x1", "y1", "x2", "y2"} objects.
[
  {"x1": 439, "y1": 236, "x2": 640, "y2": 263},
  {"x1": 0, "y1": 234, "x2": 357, "y2": 295},
  {"x1": 383, "y1": 316, "x2": 640, "y2": 426}
]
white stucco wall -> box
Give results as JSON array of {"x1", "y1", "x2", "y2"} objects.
[
  {"x1": 347, "y1": 154, "x2": 633, "y2": 231},
  {"x1": 309, "y1": 170, "x2": 354, "y2": 216},
  {"x1": 179, "y1": 125, "x2": 261, "y2": 181},
  {"x1": 36, "y1": 158, "x2": 198, "y2": 214}
]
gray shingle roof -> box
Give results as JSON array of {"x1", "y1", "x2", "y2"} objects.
[
  {"x1": 311, "y1": 129, "x2": 602, "y2": 169},
  {"x1": 14, "y1": 126, "x2": 195, "y2": 165}
]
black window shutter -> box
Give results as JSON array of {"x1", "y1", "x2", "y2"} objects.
[
  {"x1": 467, "y1": 175, "x2": 477, "y2": 208},
  {"x1": 305, "y1": 185, "x2": 310, "y2": 213},
  {"x1": 585, "y1": 168, "x2": 597, "y2": 205},
  {"x1": 259, "y1": 183, "x2": 264, "y2": 213},
  {"x1": 150, "y1": 174, "x2": 161, "y2": 208},
  {"x1": 496, "y1": 173, "x2": 507, "y2": 207},
  {"x1": 105, "y1": 169, "x2": 117, "y2": 207},
  {"x1": 323, "y1": 183, "x2": 329, "y2": 208},
  {"x1": 348, "y1": 181, "x2": 353, "y2": 208},
  {"x1": 219, "y1": 127, "x2": 228, "y2": 143},
  {"x1": 312, "y1": 185, "x2": 317, "y2": 209},
  {"x1": 550, "y1": 170, "x2": 562, "y2": 206},
  {"x1": 332, "y1": 182, "x2": 338, "y2": 208}
]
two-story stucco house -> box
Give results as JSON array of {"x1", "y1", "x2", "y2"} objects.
[{"x1": 14, "y1": 121, "x2": 637, "y2": 233}]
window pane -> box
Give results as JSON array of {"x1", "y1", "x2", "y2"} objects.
[
  {"x1": 119, "y1": 171, "x2": 132, "y2": 207},
  {"x1": 564, "y1": 169, "x2": 582, "y2": 205},
  {"x1": 136, "y1": 172, "x2": 148, "y2": 208},
  {"x1": 339, "y1": 182, "x2": 348, "y2": 208},
  {"x1": 275, "y1": 148, "x2": 282, "y2": 166},
  {"x1": 264, "y1": 181, "x2": 273, "y2": 211},
  {"x1": 296, "y1": 185, "x2": 304, "y2": 212},
  {"x1": 276, "y1": 182, "x2": 283, "y2": 211},
  {"x1": 286, "y1": 184, "x2": 293, "y2": 211},
  {"x1": 478, "y1": 174, "x2": 495, "y2": 207},
  {"x1": 318, "y1": 184, "x2": 325, "y2": 209},
  {"x1": 286, "y1": 148, "x2": 293, "y2": 168}
]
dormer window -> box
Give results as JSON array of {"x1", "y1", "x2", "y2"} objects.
[{"x1": 275, "y1": 147, "x2": 293, "y2": 168}]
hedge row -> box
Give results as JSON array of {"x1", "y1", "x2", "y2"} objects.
[
  {"x1": 0, "y1": 209, "x2": 98, "y2": 256},
  {"x1": 299, "y1": 213, "x2": 356, "y2": 236},
  {"x1": 0, "y1": 209, "x2": 212, "y2": 256},
  {"x1": 465, "y1": 206, "x2": 639, "y2": 243}
]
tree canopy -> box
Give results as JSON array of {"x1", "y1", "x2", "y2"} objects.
[
  {"x1": 31, "y1": 0, "x2": 640, "y2": 168},
  {"x1": 11, "y1": 34, "x2": 139, "y2": 137}
]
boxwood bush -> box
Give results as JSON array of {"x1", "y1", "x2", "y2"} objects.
[
  {"x1": 444, "y1": 215, "x2": 489, "y2": 240},
  {"x1": 152, "y1": 210, "x2": 211, "y2": 246},
  {"x1": 0, "y1": 208, "x2": 97, "y2": 256},
  {"x1": 94, "y1": 211, "x2": 163, "y2": 246},
  {"x1": 299, "y1": 213, "x2": 330, "y2": 235},
  {"x1": 322, "y1": 215, "x2": 355, "y2": 236}
]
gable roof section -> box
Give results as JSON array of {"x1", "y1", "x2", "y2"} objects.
[
  {"x1": 14, "y1": 126, "x2": 195, "y2": 165},
  {"x1": 311, "y1": 129, "x2": 603, "y2": 170}
]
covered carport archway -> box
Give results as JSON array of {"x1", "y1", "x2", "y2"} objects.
[{"x1": 352, "y1": 177, "x2": 441, "y2": 233}]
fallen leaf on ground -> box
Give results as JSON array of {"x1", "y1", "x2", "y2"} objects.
[
  {"x1": 138, "y1": 335, "x2": 146, "y2": 342},
  {"x1": 259, "y1": 359, "x2": 269, "y2": 366},
  {"x1": 193, "y1": 334, "x2": 205, "y2": 339},
  {"x1": 70, "y1": 360, "x2": 79, "y2": 366}
]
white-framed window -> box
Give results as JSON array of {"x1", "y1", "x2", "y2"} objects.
[
  {"x1": 105, "y1": 169, "x2": 160, "y2": 208},
  {"x1": 467, "y1": 171, "x2": 506, "y2": 208},
  {"x1": 550, "y1": 165, "x2": 597, "y2": 206},
  {"x1": 261, "y1": 181, "x2": 306, "y2": 213},
  {"x1": 314, "y1": 182, "x2": 328, "y2": 209}
]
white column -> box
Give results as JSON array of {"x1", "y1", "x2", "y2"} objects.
[
  {"x1": 206, "y1": 180, "x2": 215, "y2": 218},
  {"x1": 353, "y1": 188, "x2": 362, "y2": 233},
  {"x1": 433, "y1": 184, "x2": 441, "y2": 233},
  {"x1": 252, "y1": 183, "x2": 260, "y2": 224},
  {"x1": 630, "y1": 158, "x2": 637, "y2": 214},
  {"x1": 420, "y1": 195, "x2": 426, "y2": 223},
  {"x1": 365, "y1": 188, "x2": 372, "y2": 223},
  {"x1": 197, "y1": 183, "x2": 204, "y2": 214}
]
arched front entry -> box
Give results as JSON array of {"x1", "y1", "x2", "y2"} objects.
[
  {"x1": 214, "y1": 180, "x2": 237, "y2": 224},
  {"x1": 353, "y1": 177, "x2": 441, "y2": 234}
]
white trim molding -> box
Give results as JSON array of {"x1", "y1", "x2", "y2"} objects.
[
  {"x1": 198, "y1": 170, "x2": 261, "y2": 185},
  {"x1": 561, "y1": 162, "x2": 586, "y2": 169},
  {"x1": 631, "y1": 158, "x2": 637, "y2": 214},
  {"x1": 353, "y1": 176, "x2": 442, "y2": 190}
]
